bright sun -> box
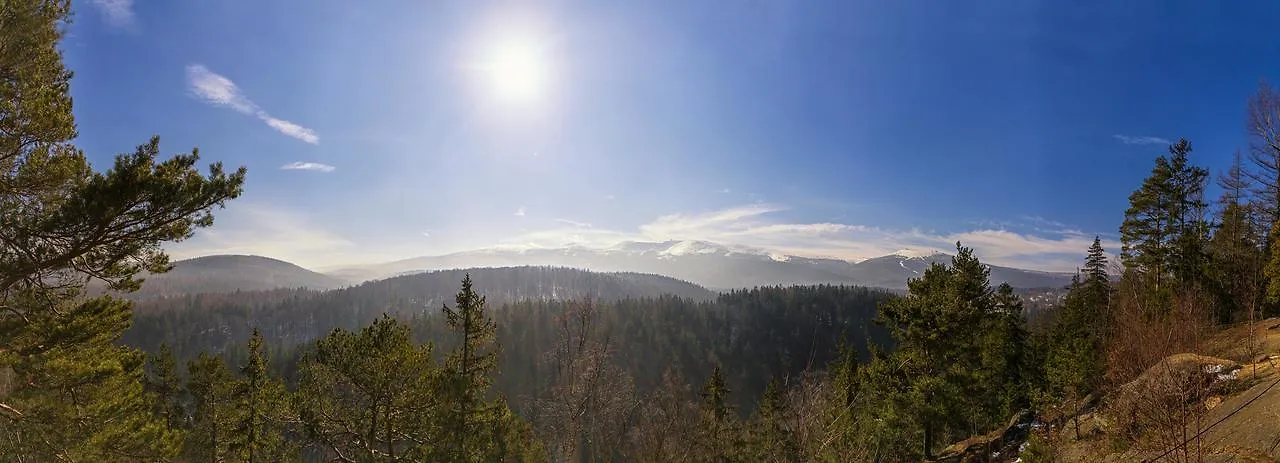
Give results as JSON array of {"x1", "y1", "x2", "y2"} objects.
[{"x1": 477, "y1": 39, "x2": 550, "y2": 104}]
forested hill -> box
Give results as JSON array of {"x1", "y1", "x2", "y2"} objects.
[
  {"x1": 126, "y1": 282, "x2": 896, "y2": 417},
  {"x1": 93, "y1": 254, "x2": 349, "y2": 299},
  {"x1": 123, "y1": 266, "x2": 716, "y2": 358}
]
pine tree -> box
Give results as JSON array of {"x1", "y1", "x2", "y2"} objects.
[
  {"x1": 297, "y1": 315, "x2": 439, "y2": 461},
  {"x1": 0, "y1": 0, "x2": 244, "y2": 457},
  {"x1": 228, "y1": 330, "x2": 295, "y2": 462},
  {"x1": 146, "y1": 343, "x2": 185, "y2": 430},
  {"x1": 1120, "y1": 139, "x2": 1209, "y2": 298},
  {"x1": 874, "y1": 242, "x2": 1001, "y2": 458},
  {"x1": 186, "y1": 353, "x2": 238, "y2": 462}
]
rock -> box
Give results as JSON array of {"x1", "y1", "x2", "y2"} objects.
[
  {"x1": 928, "y1": 410, "x2": 1036, "y2": 463},
  {"x1": 1108, "y1": 353, "x2": 1241, "y2": 438}
]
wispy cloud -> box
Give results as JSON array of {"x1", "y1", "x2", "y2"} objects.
[
  {"x1": 263, "y1": 117, "x2": 319, "y2": 144},
  {"x1": 280, "y1": 162, "x2": 335, "y2": 172},
  {"x1": 555, "y1": 218, "x2": 593, "y2": 228},
  {"x1": 604, "y1": 195, "x2": 616, "y2": 200},
  {"x1": 421, "y1": 232, "x2": 432, "y2": 238},
  {"x1": 498, "y1": 204, "x2": 1117, "y2": 272},
  {"x1": 514, "y1": 207, "x2": 526, "y2": 217},
  {"x1": 1113, "y1": 134, "x2": 1171, "y2": 146},
  {"x1": 89, "y1": 0, "x2": 135, "y2": 29},
  {"x1": 186, "y1": 65, "x2": 319, "y2": 144}
]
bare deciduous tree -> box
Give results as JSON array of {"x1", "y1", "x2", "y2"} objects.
[{"x1": 529, "y1": 299, "x2": 638, "y2": 462}]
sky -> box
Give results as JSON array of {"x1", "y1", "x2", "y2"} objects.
[{"x1": 65, "y1": 0, "x2": 1280, "y2": 272}]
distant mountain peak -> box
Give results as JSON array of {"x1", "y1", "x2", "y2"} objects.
[
  {"x1": 658, "y1": 240, "x2": 727, "y2": 257},
  {"x1": 890, "y1": 248, "x2": 946, "y2": 259}
]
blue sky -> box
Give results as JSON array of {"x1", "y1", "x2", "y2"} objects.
[{"x1": 65, "y1": 0, "x2": 1280, "y2": 271}]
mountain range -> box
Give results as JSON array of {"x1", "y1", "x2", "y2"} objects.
[
  {"x1": 136, "y1": 240, "x2": 1074, "y2": 297},
  {"x1": 326, "y1": 240, "x2": 1074, "y2": 291}
]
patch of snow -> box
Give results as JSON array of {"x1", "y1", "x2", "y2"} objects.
[
  {"x1": 892, "y1": 248, "x2": 944, "y2": 259},
  {"x1": 660, "y1": 240, "x2": 723, "y2": 257},
  {"x1": 768, "y1": 252, "x2": 790, "y2": 262},
  {"x1": 899, "y1": 260, "x2": 921, "y2": 275}
]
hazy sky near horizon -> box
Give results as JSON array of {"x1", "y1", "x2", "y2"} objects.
[{"x1": 67, "y1": 0, "x2": 1280, "y2": 271}]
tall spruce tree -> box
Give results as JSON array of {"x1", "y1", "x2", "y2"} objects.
[
  {"x1": 440, "y1": 275, "x2": 543, "y2": 462},
  {"x1": 229, "y1": 329, "x2": 295, "y2": 462},
  {"x1": 1041, "y1": 242, "x2": 1111, "y2": 415},
  {"x1": 0, "y1": 0, "x2": 244, "y2": 458},
  {"x1": 442, "y1": 274, "x2": 499, "y2": 461}
]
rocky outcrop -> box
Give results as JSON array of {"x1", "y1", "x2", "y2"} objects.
[
  {"x1": 928, "y1": 409, "x2": 1036, "y2": 463},
  {"x1": 1108, "y1": 353, "x2": 1241, "y2": 439}
]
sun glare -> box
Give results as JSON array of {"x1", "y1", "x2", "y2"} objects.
[{"x1": 477, "y1": 39, "x2": 550, "y2": 105}]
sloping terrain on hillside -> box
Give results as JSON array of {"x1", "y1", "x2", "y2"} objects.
[{"x1": 1039, "y1": 320, "x2": 1280, "y2": 462}]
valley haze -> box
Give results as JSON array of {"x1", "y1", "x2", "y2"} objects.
[{"x1": 163, "y1": 239, "x2": 1076, "y2": 294}]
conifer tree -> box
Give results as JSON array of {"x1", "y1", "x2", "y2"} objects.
[
  {"x1": 749, "y1": 378, "x2": 798, "y2": 461},
  {"x1": 0, "y1": 0, "x2": 244, "y2": 458},
  {"x1": 229, "y1": 329, "x2": 295, "y2": 462},
  {"x1": 1120, "y1": 139, "x2": 1209, "y2": 297},
  {"x1": 440, "y1": 275, "x2": 543, "y2": 462},
  {"x1": 695, "y1": 366, "x2": 739, "y2": 462},
  {"x1": 186, "y1": 353, "x2": 238, "y2": 462},
  {"x1": 146, "y1": 343, "x2": 185, "y2": 430},
  {"x1": 297, "y1": 315, "x2": 439, "y2": 461},
  {"x1": 1040, "y1": 241, "x2": 1112, "y2": 429},
  {"x1": 1084, "y1": 237, "x2": 1111, "y2": 291},
  {"x1": 873, "y1": 242, "x2": 1001, "y2": 458},
  {"x1": 983, "y1": 283, "x2": 1029, "y2": 418},
  {"x1": 441, "y1": 274, "x2": 498, "y2": 461}
]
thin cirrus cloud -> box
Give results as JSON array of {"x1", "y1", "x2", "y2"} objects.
[
  {"x1": 88, "y1": 0, "x2": 135, "y2": 28},
  {"x1": 1113, "y1": 134, "x2": 1171, "y2": 146},
  {"x1": 555, "y1": 218, "x2": 593, "y2": 228},
  {"x1": 280, "y1": 162, "x2": 336, "y2": 172},
  {"x1": 498, "y1": 203, "x2": 1118, "y2": 272},
  {"x1": 185, "y1": 65, "x2": 319, "y2": 144}
]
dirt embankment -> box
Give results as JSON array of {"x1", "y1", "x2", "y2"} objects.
[{"x1": 1052, "y1": 318, "x2": 1280, "y2": 462}]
